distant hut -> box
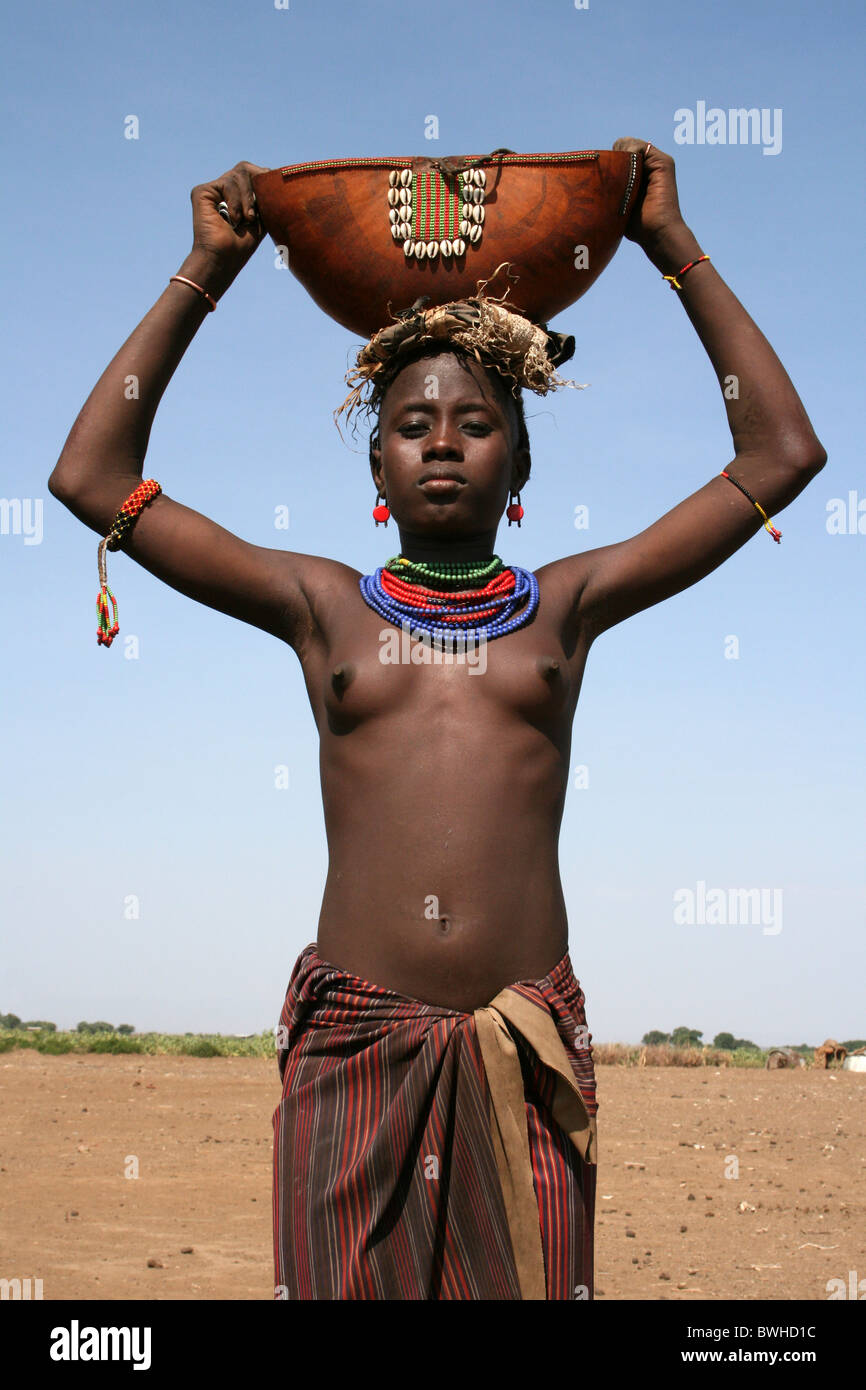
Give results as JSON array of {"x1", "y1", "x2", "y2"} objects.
[
  {"x1": 814, "y1": 1039, "x2": 847, "y2": 1069},
  {"x1": 766, "y1": 1048, "x2": 806, "y2": 1070}
]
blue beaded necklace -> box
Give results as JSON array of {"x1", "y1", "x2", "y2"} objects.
[{"x1": 359, "y1": 555, "x2": 540, "y2": 646}]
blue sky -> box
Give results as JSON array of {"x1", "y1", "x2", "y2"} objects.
[{"x1": 2, "y1": 0, "x2": 863, "y2": 1045}]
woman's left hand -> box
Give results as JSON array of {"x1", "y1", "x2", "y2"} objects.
[{"x1": 612, "y1": 138, "x2": 686, "y2": 255}]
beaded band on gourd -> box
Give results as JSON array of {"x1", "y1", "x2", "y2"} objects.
[{"x1": 96, "y1": 479, "x2": 162, "y2": 647}]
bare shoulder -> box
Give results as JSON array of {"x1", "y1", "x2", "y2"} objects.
[
  {"x1": 534, "y1": 553, "x2": 595, "y2": 625},
  {"x1": 534, "y1": 553, "x2": 594, "y2": 593},
  {"x1": 294, "y1": 553, "x2": 362, "y2": 588},
  {"x1": 285, "y1": 551, "x2": 365, "y2": 646},
  {"x1": 293, "y1": 553, "x2": 362, "y2": 611}
]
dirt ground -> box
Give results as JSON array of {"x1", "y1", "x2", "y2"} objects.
[{"x1": 1, "y1": 1052, "x2": 862, "y2": 1301}]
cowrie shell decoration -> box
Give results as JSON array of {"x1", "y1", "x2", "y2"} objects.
[{"x1": 387, "y1": 163, "x2": 486, "y2": 260}]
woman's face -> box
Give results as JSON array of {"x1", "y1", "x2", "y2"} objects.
[{"x1": 370, "y1": 353, "x2": 530, "y2": 545}]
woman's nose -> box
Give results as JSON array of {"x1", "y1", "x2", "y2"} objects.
[{"x1": 422, "y1": 426, "x2": 463, "y2": 457}]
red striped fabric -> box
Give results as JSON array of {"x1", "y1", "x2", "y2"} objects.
[{"x1": 273, "y1": 946, "x2": 598, "y2": 1300}]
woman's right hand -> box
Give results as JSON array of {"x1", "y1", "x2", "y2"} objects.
[{"x1": 189, "y1": 161, "x2": 272, "y2": 288}]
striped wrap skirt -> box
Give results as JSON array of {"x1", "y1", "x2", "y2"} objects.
[{"x1": 273, "y1": 944, "x2": 598, "y2": 1300}]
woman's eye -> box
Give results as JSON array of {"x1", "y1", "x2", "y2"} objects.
[{"x1": 397, "y1": 420, "x2": 492, "y2": 435}]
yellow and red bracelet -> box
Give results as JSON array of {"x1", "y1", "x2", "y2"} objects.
[
  {"x1": 720, "y1": 469, "x2": 781, "y2": 543},
  {"x1": 663, "y1": 254, "x2": 710, "y2": 291},
  {"x1": 96, "y1": 479, "x2": 162, "y2": 647}
]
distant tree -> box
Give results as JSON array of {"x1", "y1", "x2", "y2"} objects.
[
  {"x1": 642, "y1": 1030, "x2": 671, "y2": 1046},
  {"x1": 76, "y1": 1021, "x2": 116, "y2": 1035},
  {"x1": 0, "y1": 1013, "x2": 22, "y2": 1030},
  {"x1": 842, "y1": 1039, "x2": 866, "y2": 1052},
  {"x1": 116, "y1": 1024, "x2": 135, "y2": 1036},
  {"x1": 22, "y1": 1020, "x2": 57, "y2": 1032},
  {"x1": 712, "y1": 1032, "x2": 759, "y2": 1051},
  {"x1": 671, "y1": 1026, "x2": 703, "y2": 1048}
]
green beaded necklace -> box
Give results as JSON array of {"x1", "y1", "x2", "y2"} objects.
[{"x1": 385, "y1": 554, "x2": 505, "y2": 591}]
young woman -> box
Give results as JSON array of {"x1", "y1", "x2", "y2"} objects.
[{"x1": 48, "y1": 140, "x2": 826, "y2": 1301}]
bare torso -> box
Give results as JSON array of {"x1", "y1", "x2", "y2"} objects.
[{"x1": 293, "y1": 554, "x2": 593, "y2": 1011}]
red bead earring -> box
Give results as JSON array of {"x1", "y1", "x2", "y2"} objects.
[
  {"x1": 373, "y1": 491, "x2": 390, "y2": 526},
  {"x1": 506, "y1": 491, "x2": 524, "y2": 527}
]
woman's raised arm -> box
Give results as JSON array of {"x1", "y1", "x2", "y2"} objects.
[
  {"x1": 49, "y1": 161, "x2": 268, "y2": 496},
  {"x1": 47, "y1": 163, "x2": 317, "y2": 655},
  {"x1": 563, "y1": 139, "x2": 827, "y2": 641}
]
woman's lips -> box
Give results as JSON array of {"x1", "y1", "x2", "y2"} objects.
[{"x1": 418, "y1": 477, "x2": 465, "y2": 492}]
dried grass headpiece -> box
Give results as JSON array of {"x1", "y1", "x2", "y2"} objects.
[{"x1": 334, "y1": 263, "x2": 587, "y2": 439}]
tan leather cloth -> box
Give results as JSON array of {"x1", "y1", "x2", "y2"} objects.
[{"x1": 473, "y1": 989, "x2": 598, "y2": 1301}]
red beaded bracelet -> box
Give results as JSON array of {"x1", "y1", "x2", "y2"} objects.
[
  {"x1": 96, "y1": 479, "x2": 162, "y2": 647},
  {"x1": 663, "y1": 254, "x2": 710, "y2": 291}
]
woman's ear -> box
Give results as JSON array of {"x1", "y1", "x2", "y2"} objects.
[
  {"x1": 512, "y1": 446, "x2": 531, "y2": 493},
  {"x1": 369, "y1": 429, "x2": 383, "y2": 490}
]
